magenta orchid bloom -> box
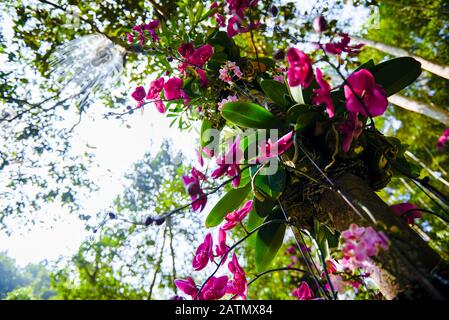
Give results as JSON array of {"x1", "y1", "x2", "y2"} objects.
[
  {"x1": 215, "y1": 228, "x2": 229, "y2": 263},
  {"x1": 182, "y1": 167, "x2": 207, "y2": 212},
  {"x1": 287, "y1": 48, "x2": 314, "y2": 89},
  {"x1": 344, "y1": 69, "x2": 388, "y2": 117},
  {"x1": 211, "y1": 136, "x2": 243, "y2": 188},
  {"x1": 192, "y1": 233, "x2": 214, "y2": 271},
  {"x1": 164, "y1": 77, "x2": 189, "y2": 104},
  {"x1": 131, "y1": 86, "x2": 146, "y2": 103},
  {"x1": 126, "y1": 33, "x2": 134, "y2": 44},
  {"x1": 226, "y1": 254, "x2": 248, "y2": 299},
  {"x1": 292, "y1": 281, "x2": 314, "y2": 300},
  {"x1": 436, "y1": 129, "x2": 449, "y2": 151},
  {"x1": 146, "y1": 77, "x2": 165, "y2": 113},
  {"x1": 324, "y1": 33, "x2": 364, "y2": 56},
  {"x1": 257, "y1": 131, "x2": 294, "y2": 163},
  {"x1": 312, "y1": 68, "x2": 335, "y2": 118},
  {"x1": 337, "y1": 112, "x2": 364, "y2": 153},
  {"x1": 221, "y1": 200, "x2": 253, "y2": 231},
  {"x1": 131, "y1": 19, "x2": 159, "y2": 45},
  {"x1": 175, "y1": 277, "x2": 198, "y2": 299},
  {"x1": 200, "y1": 276, "x2": 229, "y2": 300},
  {"x1": 177, "y1": 43, "x2": 214, "y2": 87},
  {"x1": 225, "y1": 0, "x2": 260, "y2": 37},
  {"x1": 390, "y1": 203, "x2": 422, "y2": 225}
]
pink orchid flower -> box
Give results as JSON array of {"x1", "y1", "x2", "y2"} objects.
[
  {"x1": 390, "y1": 203, "x2": 422, "y2": 225},
  {"x1": 200, "y1": 276, "x2": 229, "y2": 300},
  {"x1": 126, "y1": 33, "x2": 134, "y2": 44},
  {"x1": 344, "y1": 69, "x2": 388, "y2": 117},
  {"x1": 177, "y1": 43, "x2": 214, "y2": 87},
  {"x1": 175, "y1": 277, "x2": 198, "y2": 299},
  {"x1": 340, "y1": 223, "x2": 389, "y2": 271},
  {"x1": 436, "y1": 128, "x2": 449, "y2": 151},
  {"x1": 336, "y1": 112, "x2": 364, "y2": 153},
  {"x1": 221, "y1": 200, "x2": 253, "y2": 231},
  {"x1": 131, "y1": 20, "x2": 159, "y2": 45},
  {"x1": 341, "y1": 223, "x2": 366, "y2": 241},
  {"x1": 182, "y1": 167, "x2": 207, "y2": 212},
  {"x1": 192, "y1": 233, "x2": 214, "y2": 271},
  {"x1": 131, "y1": 86, "x2": 146, "y2": 103},
  {"x1": 287, "y1": 48, "x2": 314, "y2": 89},
  {"x1": 292, "y1": 281, "x2": 314, "y2": 300},
  {"x1": 218, "y1": 95, "x2": 238, "y2": 111},
  {"x1": 324, "y1": 33, "x2": 364, "y2": 56},
  {"x1": 219, "y1": 61, "x2": 243, "y2": 84},
  {"x1": 226, "y1": 254, "x2": 248, "y2": 299},
  {"x1": 312, "y1": 68, "x2": 335, "y2": 118},
  {"x1": 215, "y1": 228, "x2": 229, "y2": 263},
  {"x1": 257, "y1": 131, "x2": 294, "y2": 164},
  {"x1": 164, "y1": 77, "x2": 189, "y2": 104},
  {"x1": 146, "y1": 77, "x2": 165, "y2": 113},
  {"x1": 211, "y1": 136, "x2": 243, "y2": 188}
]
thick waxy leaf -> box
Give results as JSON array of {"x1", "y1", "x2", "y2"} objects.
[
  {"x1": 260, "y1": 79, "x2": 291, "y2": 107},
  {"x1": 255, "y1": 208, "x2": 286, "y2": 272},
  {"x1": 295, "y1": 111, "x2": 325, "y2": 134},
  {"x1": 286, "y1": 104, "x2": 315, "y2": 124},
  {"x1": 221, "y1": 102, "x2": 283, "y2": 129},
  {"x1": 205, "y1": 183, "x2": 251, "y2": 227},
  {"x1": 209, "y1": 31, "x2": 240, "y2": 60},
  {"x1": 251, "y1": 165, "x2": 287, "y2": 199},
  {"x1": 254, "y1": 198, "x2": 276, "y2": 217},
  {"x1": 200, "y1": 118, "x2": 214, "y2": 148},
  {"x1": 369, "y1": 57, "x2": 422, "y2": 96},
  {"x1": 246, "y1": 205, "x2": 265, "y2": 247}
]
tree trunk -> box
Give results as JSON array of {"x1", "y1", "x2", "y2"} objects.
[
  {"x1": 352, "y1": 36, "x2": 449, "y2": 80},
  {"x1": 389, "y1": 94, "x2": 449, "y2": 127},
  {"x1": 284, "y1": 173, "x2": 449, "y2": 299}
]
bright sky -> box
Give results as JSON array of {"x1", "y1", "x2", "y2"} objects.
[
  {"x1": 0, "y1": 100, "x2": 198, "y2": 266},
  {"x1": 0, "y1": 0, "x2": 372, "y2": 267}
]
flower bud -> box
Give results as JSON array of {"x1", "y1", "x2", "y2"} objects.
[
  {"x1": 186, "y1": 182, "x2": 200, "y2": 197},
  {"x1": 273, "y1": 49, "x2": 285, "y2": 60},
  {"x1": 313, "y1": 16, "x2": 327, "y2": 33},
  {"x1": 145, "y1": 216, "x2": 154, "y2": 226},
  {"x1": 154, "y1": 216, "x2": 165, "y2": 226}
]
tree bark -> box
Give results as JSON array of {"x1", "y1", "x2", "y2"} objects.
[
  {"x1": 352, "y1": 36, "x2": 449, "y2": 80},
  {"x1": 388, "y1": 94, "x2": 449, "y2": 127},
  {"x1": 284, "y1": 173, "x2": 449, "y2": 299}
]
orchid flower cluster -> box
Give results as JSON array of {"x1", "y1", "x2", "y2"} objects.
[
  {"x1": 121, "y1": 0, "x2": 429, "y2": 300},
  {"x1": 175, "y1": 200, "x2": 253, "y2": 300}
]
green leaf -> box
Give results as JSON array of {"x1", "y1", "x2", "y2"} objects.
[
  {"x1": 354, "y1": 59, "x2": 375, "y2": 73},
  {"x1": 222, "y1": 102, "x2": 283, "y2": 129},
  {"x1": 253, "y1": 166, "x2": 287, "y2": 199},
  {"x1": 369, "y1": 57, "x2": 422, "y2": 96},
  {"x1": 286, "y1": 104, "x2": 315, "y2": 124},
  {"x1": 295, "y1": 111, "x2": 325, "y2": 134},
  {"x1": 205, "y1": 183, "x2": 251, "y2": 227},
  {"x1": 255, "y1": 208, "x2": 286, "y2": 272},
  {"x1": 254, "y1": 197, "x2": 276, "y2": 217},
  {"x1": 260, "y1": 80, "x2": 291, "y2": 107},
  {"x1": 200, "y1": 118, "x2": 214, "y2": 148},
  {"x1": 246, "y1": 206, "x2": 265, "y2": 247}
]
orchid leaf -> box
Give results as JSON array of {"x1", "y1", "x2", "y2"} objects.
[
  {"x1": 205, "y1": 183, "x2": 251, "y2": 228},
  {"x1": 260, "y1": 79, "x2": 291, "y2": 107},
  {"x1": 221, "y1": 102, "x2": 283, "y2": 129},
  {"x1": 255, "y1": 207, "x2": 286, "y2": 272}
]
